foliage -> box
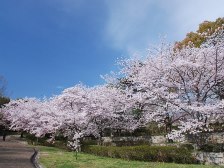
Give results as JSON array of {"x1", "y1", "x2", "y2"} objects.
[
  {"x1": 209, "y1": 122, "x2": 224, "y2": 132},
  {"x1": 146, "y1": 122, "x2": 167, "y2": 136},
  {"x1": 175, "y1": 17, "x2": 224, "y2": 49},
  {"x1": 179, "y1": 143, "x2": 195, "y2": 151},
  {"x1": 82, "y1": 145, "x2": 197, "y2": 164},
  {"x1": 199, "y1": 143, "x2": 224, "y2": 152},
  {"x1": 0, "y1": 96, "x2": 10, "y2": 132},
  {"x1": 25, "y1": 133, "x2": 68, "y2": 150},
  {"x1": 0, "y1": 96, "x2": 10, "y2": 108},
  {"x1": 26, "y1": 133, "x2": 54, "y2": 146},
  {"x1": 81, "y1": 139, "x2": 98, "y2": 146},
  {"x1": 0, "y1": 76, "x2": 7, "y2": 97}
]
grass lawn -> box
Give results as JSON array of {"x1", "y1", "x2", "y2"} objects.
[{"x1": 38, "y1": 146, "x2": 223, "y2": 168}]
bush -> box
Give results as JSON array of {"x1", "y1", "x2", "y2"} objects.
[
  {"x1": 25, "y1": 134, "x2": 55, "y2": 147},
  {"x1": 199, "y1": 143, "x2": 224, "y2": 152},
  {"x1": 81, "y1": 139, "x2": 98, "y2": 146},
  {"x1": 180, "y1": 143, "x2": 195, "y2": 151},
  {"x1": 82, "y1": 145, "x2": 197, "y2": 164},
  {"x1": 112, "y1": 140, "x2": 150, "y2": 147},
  {"x1": 25, "y1": 133, "x2": 68, "y2": 150}
]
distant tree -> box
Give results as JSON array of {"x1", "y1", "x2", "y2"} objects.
[
  {"x1": 0, "y1": 76, "x2": 7, "y2": 97},
  {"x1": 175, "y1": 17, "x2": 224, "y2": 49},
  {"x1": 0, "y1": 97, "x2": 10, "y2": 108},
  {"x1": 0, "y1": 76, "x2": 10, "y2": 141},
  {"x1": 0, "y1": 96, "x2": 10, "y2": 141}
]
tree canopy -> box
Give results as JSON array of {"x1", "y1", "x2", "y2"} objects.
[
  {"x1": 0, "y1": 76, "x2": 7, "y2": 97},
  {"x1": 175, "y1": 17, "x2": 224, "y2": 49}
]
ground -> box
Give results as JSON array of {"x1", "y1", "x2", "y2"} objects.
[
  {"x1": 0, "y1": 135, "x2": 34, "y2": 168},
  {"x1": 39, "y1": 146, "x2": 223, "y2": 168},
  {"x1": 0, "y1": 135, "x2": 223, "y2": 168}
]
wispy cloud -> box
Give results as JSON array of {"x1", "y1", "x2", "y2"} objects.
[
  {"x1": 104, "y1": 0, "x2": 154, "y2": 55},
  {"x1": 164, "y1": 0, "x2": 224, "y2": 40},
  {"x1": 104, "y1": 0, "x2": 224, "y2": 55}
]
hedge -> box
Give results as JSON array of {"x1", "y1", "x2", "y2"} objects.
[
  {"x1": 199, "y1": 143, "x2": 224, "y2": 152},
  {"x1": 82, "y1": 145, "x2": 198, "y2": 164},
  {"x1": 25, "y1": 133, "x2": 68, "y2": 150}
]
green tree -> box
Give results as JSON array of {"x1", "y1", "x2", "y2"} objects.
[
  {"x1": 0, "y1": 76, "x2": 10, "y2": 140},
  {"x1": 175, "y1": 17, "x2": 224, "y2": 49},
  {"x1": 0, "y1": 76, "x2": 7, "y2": 97},
  {"x1": 0, "y1": 96, "x2": 10, "y2": 108}
]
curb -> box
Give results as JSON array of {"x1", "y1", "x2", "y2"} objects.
[{"x1": 31, "y1": 148, "x2": 43, "y2": 168}]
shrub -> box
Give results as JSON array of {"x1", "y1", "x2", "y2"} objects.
[
  {"x1": 180, "y1": 143, "x2": 195, "y2": 151},
  {"x1": 26, "y1": 135, "x2": 55, "y2": 147},
  {"x1": 81, "y1": 139, "x2": 97, "y2": 146},
  {"x1": 199, "y1": 143, "x2": 224, "y2": 152},
  {"x1": 25, "y1": 133, "x2": 68, "y2": 150},
  {"x1": 82, "y1": 145, "x2": 197, "y2": 164},
  {"x1": 113, "y1": 140, "x2": 150, "y2": 146}
]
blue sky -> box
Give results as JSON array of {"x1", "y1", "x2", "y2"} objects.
[{"x1": 0, "y1": 0, "x2": 224, "y2": 98}]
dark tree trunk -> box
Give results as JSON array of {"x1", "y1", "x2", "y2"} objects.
[
  {"x1": 20, "y1": 131, "x2": 24, "y2": 138},
  {"x1": 3, "y1": 131, "x2": 6, "y2": 141}
]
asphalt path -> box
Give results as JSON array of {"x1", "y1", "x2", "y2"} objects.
[{"x1": 0, "y1": 135, "x2": 34, "y2": 168}]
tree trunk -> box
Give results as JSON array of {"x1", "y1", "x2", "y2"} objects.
[
  {"x1": 20, "y1": 131, "x2": 24, "y2": 138},
  {"x1": 3, "y1": 131, "x2": 6, "y2": 141}
]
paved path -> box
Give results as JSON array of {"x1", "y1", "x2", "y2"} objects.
[{"x1": 0, "y1": 135, "x2": 35, "y2": 168}]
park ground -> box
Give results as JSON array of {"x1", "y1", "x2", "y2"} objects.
[
  {"x1": 0, "y1": 136, "x2": 223, "y2": 168},
  {"x1": 38, "y1": 146, "x2": 223, "y2": 168},
  {"x1": 0, "y1": 135, "x2": 34, "y2": 168}
]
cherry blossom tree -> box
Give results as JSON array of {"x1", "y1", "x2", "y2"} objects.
[
  {"x1": 2, "y1": 98, "x2": 61, "y2": 139},
  {"x1": 112, "y1": 27, "x2": 224, "y2": 141},
  {"x1": 1, "y1": 24, "x2": 223, "y2": 148},
  {"x1": 52, "y1": 84, "x2": 138, "y2": 149}
]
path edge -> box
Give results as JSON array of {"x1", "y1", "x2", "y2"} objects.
[{"x1": 31, "y1": 148, "x2": 43, "y2": 168}]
